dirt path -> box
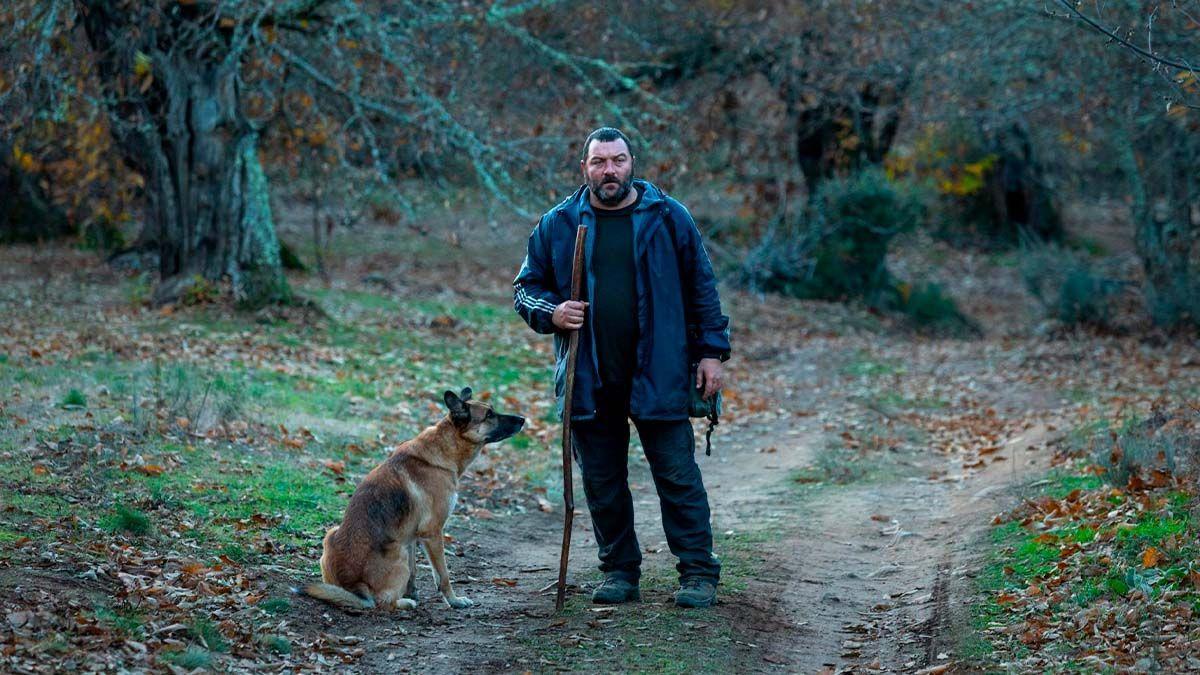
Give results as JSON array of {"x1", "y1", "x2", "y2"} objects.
[{"x1": 283, "y1": 340, "x2": 1070, "y2": 674}]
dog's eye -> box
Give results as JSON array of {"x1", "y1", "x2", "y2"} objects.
[{"x1": 486, "y1": 410, "x2": 494, "y2": 419}]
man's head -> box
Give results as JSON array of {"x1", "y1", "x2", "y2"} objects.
[{"x1": 580, "y1": 127, "x2": 635, "y2": 206}]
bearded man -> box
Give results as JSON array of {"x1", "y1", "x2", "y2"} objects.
[{"x1": 513, "y1": 127, "x2": 731, "y2": 608}]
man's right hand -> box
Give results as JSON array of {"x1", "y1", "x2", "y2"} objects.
[{"x1": 553, "y1": 300, "x2": 588, "y2": 330}]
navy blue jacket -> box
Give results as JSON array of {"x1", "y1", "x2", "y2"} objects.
[{"x1": 513, "y1": 180, "x2": 731, "y2": 422}]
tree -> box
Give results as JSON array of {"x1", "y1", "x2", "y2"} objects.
[
  {"x1": 1047, "y1": 0, "x2": 1200, "y2": 325},
  {"x1": 2, "y1": 1, "x2": 661, "y2": 305}
]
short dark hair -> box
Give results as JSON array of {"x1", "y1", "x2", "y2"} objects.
[{"x1": 581, "y1": 127, "x2": 635, "y2": 161}]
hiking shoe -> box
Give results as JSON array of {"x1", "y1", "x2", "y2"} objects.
[
  {"x1": 674, "y1": 578, "x2": 717, "y2": 608},
  {"x1": 592, "y1": 575, "x2": 640, "y2": 604}
]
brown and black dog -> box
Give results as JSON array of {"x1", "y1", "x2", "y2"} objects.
[{"x1": 303, "y1": 388, "x2": 524, "y2": 611}]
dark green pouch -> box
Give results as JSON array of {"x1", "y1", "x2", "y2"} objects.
[{"x1": 688, "y1": 362, "x2": 721, "y2": 455}]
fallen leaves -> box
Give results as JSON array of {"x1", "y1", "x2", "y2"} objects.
[{"x1": 983, "y1": 412, "x2": 1200, "y2": 672}]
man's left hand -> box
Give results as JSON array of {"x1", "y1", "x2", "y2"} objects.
[{"x1": 695, "y1": 358, "x2": 724, "y2": 400}]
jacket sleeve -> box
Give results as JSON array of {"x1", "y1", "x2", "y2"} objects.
[
  {"x1": 513, "y1": 215, "x2": 564, "y2": 335},
  {"x1": 669, "y1": 199, "x2": 731, "y2": 362}
]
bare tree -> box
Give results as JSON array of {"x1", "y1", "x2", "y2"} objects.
[{"x1": 1, "y1": 1, "x2": 662, "y2": 305}]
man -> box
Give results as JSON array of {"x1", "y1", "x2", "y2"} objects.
[{"x1": 513, "y1": 127, "x2": 731, "y2": 608}]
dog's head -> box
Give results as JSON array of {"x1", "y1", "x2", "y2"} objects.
[{"x1": 443, "y1": 387, "x2": 525, "y2": 445}]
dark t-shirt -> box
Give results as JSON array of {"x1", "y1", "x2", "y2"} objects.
[{"x1": 592, "y1": 190, "x2": 642, "y2": 391}]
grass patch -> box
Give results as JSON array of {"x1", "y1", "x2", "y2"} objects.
[
  {"x1": 92, "y1": 605, "x2": 146, "y2": 638},
  {"x1": 60, "y1": 388, "x2": 87, "y2": 408},
  {"x1": 189, "y1": 617, "x2": 230, "y2": 653},
  {"x1": 840, "y1": 352, "x2": 904, "y2": 379},
  {"x1": 258, "y1": 597, "x2": 292, "y2": 615},
  {"x1": 967, "y1": 439, "x2": 1200, "y2": 671},
  {"x1": 161, "y1": 646, "x2": 212, "y2": 670},
  {"x1": 100, "y1": 504, "x2": 152, "y2": 536},
  {"x1": 260, "y1": 634, "x2": 292, "y2": 655}
]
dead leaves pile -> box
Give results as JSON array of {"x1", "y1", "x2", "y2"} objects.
[{"x1": 984, "y1": 425, "x2": 1200, "y2": 671}]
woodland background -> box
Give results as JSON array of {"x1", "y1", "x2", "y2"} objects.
[{"x1": 2, "y1": 1, "x2": 1200, "y2": 672}]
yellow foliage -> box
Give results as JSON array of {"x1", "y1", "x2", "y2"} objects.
[
  {"x1": 1177, "y1": 69, "x2": 1197, "y2": 92},
  {"x1": 133, "y1": 51, "x2": 153, "y2": 78}
]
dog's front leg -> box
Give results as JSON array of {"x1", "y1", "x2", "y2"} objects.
[
  {"x1": 403, "y1": 540, "x2": 418, "y2": 602},
  {"x1": 422, "y1": 535, "x2": 473, "y2": 609}
]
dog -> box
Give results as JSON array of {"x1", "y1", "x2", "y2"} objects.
[{"x1": 303, "y1": 388, "x2": 524, "y2": 611}]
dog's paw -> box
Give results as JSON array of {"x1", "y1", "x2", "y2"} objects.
[
  {"x1": 445, "y1": 596, "x2": 474, "y2": 609},
  {"x1": 394, "y1": 598, "x2": 418, "y2": 611}
]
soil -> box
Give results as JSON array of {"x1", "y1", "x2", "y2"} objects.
[{"x1": 279, "y1": 335, "x2": 1069, "y2": 674}]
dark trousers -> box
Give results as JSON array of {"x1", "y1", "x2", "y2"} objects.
[{"x1": 571, "y1": 385, "x2": 720, "y2": 583}]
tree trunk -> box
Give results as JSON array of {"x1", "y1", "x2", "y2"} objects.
[
  {"x1": 789, "y1": 76, "x2": 910, "y2": 201},
  {"x1": 79, "y1": 2, "x2": 286, "y2": 307},
  {"x1": 1117, "y1": 120, "x2": 1200, "y2": 326},
  {"x1": 150, "y1": 57, "x2": 284, "y2": 306},
  {"x1": 982, "y1": 123, "x2": 1063, "y2": 245}
]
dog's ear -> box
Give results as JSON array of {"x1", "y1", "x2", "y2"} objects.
[
  {"x1": 459, "y1": 387, "x2": 473, "y2": 402},
  {"x1": 443, "y1": 390, "x2": 471, "y2": 426}
]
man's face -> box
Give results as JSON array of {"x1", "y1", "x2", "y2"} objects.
[{"x1": 581, "y1": 138, "x2": 634, "y2": 206}]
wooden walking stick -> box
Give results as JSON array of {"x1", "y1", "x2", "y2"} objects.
[{"x1": 556, "y1": 223, "x2": 587, "y2": 611}]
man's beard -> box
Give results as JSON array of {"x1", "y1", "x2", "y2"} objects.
[{"x1": 589, "y1": 173, "x2": 633, "y2": 206}]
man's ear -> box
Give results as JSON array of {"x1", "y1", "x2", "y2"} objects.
[{"x1": 444, "y1": 390, "x2": 470, "y2": 425}]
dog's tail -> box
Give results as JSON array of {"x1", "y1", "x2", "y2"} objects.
[{"x1": 297, "y1": 583, "x2": 376, "y2": 611}]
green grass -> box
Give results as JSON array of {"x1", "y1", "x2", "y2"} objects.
[
  {"x1": 101, "y1": 504, "x2": 152, "y2": 536},
  {"x1": 968, "y1": 465, "x2": 1200, "y2": 670},
  {"x1": 261, "y1": 634, "x2": 291, "y2": 655},
  {"x1": 840, "y1": 351, "x2": 905, "y2": 378},
  {"x1": 161, "y1": 646, "x2": 212, "y2": 670},
  {"x1": 92, "y1": 605, "x2": 146, "y2": 638},
  {"x1": 258, "y1": 597, "x2": 292, "y2": 615},
  {"x1": 1044, "y1": 473, "x2": 1104, "y2": 499},
  {"x1": 60, "y1": 388, "x2": 87, "y2": 408},
  {"x1": 189, "y1": 617, "x2": 230, "y2": 653}
]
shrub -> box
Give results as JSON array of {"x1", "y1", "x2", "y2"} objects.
[
  {"x1": 740, "y1": 169, "x2": 925, "y2": 303},
  {"x1": 894, "y1": 281, "x2": 979, "y2": 336},
  {"x1": 1021, "y1": 242, "x2": 1125, "y2": 328},
  {"x1": 179, "y1": 275, "x2": 220, "y2": 306},
  {"x1": 1145, "y1": 277, "x2": 1200, "y2": 329},
  {"x1": 1089, "y1": 412, "x2": 1200, "y2": 487}
]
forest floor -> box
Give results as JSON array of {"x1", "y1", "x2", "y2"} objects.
[{"x1": 1, "y1": 207, "x2": 1199, "y2": 673}]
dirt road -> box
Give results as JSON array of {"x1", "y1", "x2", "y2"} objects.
[{"x1": 288, "y1": 337, "x2": 1069, "y2": 673}]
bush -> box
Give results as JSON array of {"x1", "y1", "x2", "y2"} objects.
[
  {"x1": 1089, "y1": 412, "x2": 1200, "y2": 488},
  {"x1": 740, "y1": 169, "x2": 925, "y2": 303},
  {"x1": 1145, "y1": 277, "x2": 1200, "y2": 329},
  {"x1": 894, "y1": 281, "x2": 979, "y2": 336},
  {"x1": 1021, "y1": 242, "x2": 1125, "y2": 328}
]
